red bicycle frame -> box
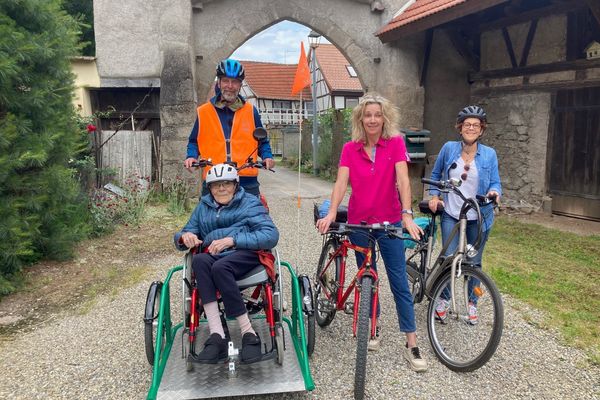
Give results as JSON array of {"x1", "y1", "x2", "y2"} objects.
[{"x1": 318, "y1": 238, "x2": 379, "y2": 339}]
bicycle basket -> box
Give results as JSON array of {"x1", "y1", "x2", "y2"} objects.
[{"x1": 403, "y1": 217, "x2": 430, "y2": 249}]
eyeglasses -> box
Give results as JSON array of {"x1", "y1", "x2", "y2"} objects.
[
  {"x1": 463, "y1": 123, "x2": 481, "y2": 130},
  {"x1": 209, "y1": 181, "x2": 235, "y2": 190},
  {"x1": 461, "y1": 163, "x2": 470, "y2": 181}
]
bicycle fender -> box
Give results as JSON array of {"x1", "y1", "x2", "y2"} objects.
[{"x1": 298, "y1": 274, "x2": 314, "y2": 314}]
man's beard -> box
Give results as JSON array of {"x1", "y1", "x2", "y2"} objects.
[{"x1": 221, "y1": 90, "x2": 238, "y2": 103}]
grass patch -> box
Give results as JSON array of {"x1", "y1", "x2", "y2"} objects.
[{"x1": 485, "y1": 216, "x2": 600, "y2": 365}]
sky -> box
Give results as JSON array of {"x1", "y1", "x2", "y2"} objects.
[{"x1": 231, "y1": 20, "x2": 331, "y2": 65}]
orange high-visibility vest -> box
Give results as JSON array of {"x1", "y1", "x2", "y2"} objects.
[{"x1": 196, "y1": 102, "x2": 258, "y2": 178}]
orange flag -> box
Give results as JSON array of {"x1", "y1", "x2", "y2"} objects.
[{"x1": 291, "y1": 42, "x2": 311, "y2": 96}]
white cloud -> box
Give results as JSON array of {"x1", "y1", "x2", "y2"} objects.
[{"x1": 231, "y1": 20, "x2": 330, "y2": 64}]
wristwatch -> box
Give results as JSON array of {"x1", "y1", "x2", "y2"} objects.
[{"x1": 402, "y1": 209, "x2": 414, "y2": 215}]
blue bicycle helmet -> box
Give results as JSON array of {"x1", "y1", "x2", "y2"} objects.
[
  {"x1": 216, "y1": 59, "x2": 245, "y2": 80},
  {"x1": 457, "y1": 105, "x2": 487, "y2": 123}
]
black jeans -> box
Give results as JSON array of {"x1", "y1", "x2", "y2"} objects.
[{"x1": 192, "y1": 250, "x2": 260, "y2": 318}]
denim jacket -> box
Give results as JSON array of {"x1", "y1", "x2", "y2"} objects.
[{"x1": 429, "y1": 141, "x2": 502, "y2": 231}]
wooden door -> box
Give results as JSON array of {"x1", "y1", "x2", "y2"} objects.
[{"x1": 549, "y1": 86, "x2": 600, "y2": 221}]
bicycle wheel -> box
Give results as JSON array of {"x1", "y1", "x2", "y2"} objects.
[
  {"x1": 427, "y1": 266, "x2": 503, "y2": 372},
  {"x1": 354, "y1": 275, "x2": 373, "y2": 400},
  {"x1": 314, "y1": 238, "x2": 341, "y2": 327},
  {"x1": 144, "y1": 281, "x2": 165, "y2": 366}
]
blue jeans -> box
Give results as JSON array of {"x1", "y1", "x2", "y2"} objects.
[
  {"x1": 440, "y1": 212, "x2": 491, "y2": 304},
  {"x1": 349, "y1": 224, "x2": 416, "y2": 333}
]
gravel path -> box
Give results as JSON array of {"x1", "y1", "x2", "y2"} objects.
[{"x1": 0, "y1": 167, "x2": 598, "y2": 400}]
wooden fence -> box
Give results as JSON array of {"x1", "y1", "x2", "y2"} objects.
[{"x1": 99, "y1": 130, "x2": 153, "y2": 185}]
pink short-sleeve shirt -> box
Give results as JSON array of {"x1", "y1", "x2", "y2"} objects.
[{"x1": 339, "y1": 135, "x2": 410, "y2": 224}]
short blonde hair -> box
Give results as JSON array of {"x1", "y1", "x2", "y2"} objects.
[{"x1": 350, "y1": 92, "x2": 400, "y2": 142}]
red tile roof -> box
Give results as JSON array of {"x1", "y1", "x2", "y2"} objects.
[
  {"x1": 378, "y1": 0, "x2": 466, "y2": 35},
  {"x1": 376, "y1": 0, "x2": 508, "y2": 41},
  {"x1": 241, "y1": 61, "x2": 312, "y2": 100},
  {"x1": 314, "y1": 44, "x2": 363, "y2": 92}
]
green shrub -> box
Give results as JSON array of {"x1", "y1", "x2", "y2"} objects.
[
  {"x1": 0, "y1": 0, "x2": 89, "y2": 293},
  {"x1": 166, "y1": 176, "x2": 191, "y2": 216}
]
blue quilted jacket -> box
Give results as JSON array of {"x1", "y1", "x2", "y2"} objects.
[{"x1": 174, "y1": 187, "x2": 278, "y2": 253}]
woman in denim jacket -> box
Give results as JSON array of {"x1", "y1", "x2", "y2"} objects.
[{"x1": 427, "y1": 105, "x2": 502, "y2": 325}]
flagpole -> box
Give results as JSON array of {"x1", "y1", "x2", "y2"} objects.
[
  {"x1": 290, "y1": 41, "x2": 311, "y2": 273},
  {"x1": 297, "y1": 92, "x2": 302, "y2": 272}
]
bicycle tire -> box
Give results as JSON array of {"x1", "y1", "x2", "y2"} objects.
[
  {"x1": 144, "y1": 281, "x2": 165, "y2": 366},
  {"x1": 427, "y1": 266, "x2": 503, "y2": 372},
  {"x1": 354, "y1": 275, "x2": 373, "y2": 400},
  {"x1": 314, "y1": 238, "x2": 341, "y2": 327}
]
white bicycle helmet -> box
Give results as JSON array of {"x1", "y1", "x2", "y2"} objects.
[{"x1": 205, "y1": 163, "x2": 239, "y2": 185}]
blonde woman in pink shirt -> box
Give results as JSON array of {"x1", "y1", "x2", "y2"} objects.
[{"x1": 316, "y1": 93, "x2": 427, "y2": 372}]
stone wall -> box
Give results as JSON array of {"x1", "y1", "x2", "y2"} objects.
[{"x1": 473, "y1": 93, "x2": 551, "y2": 208}]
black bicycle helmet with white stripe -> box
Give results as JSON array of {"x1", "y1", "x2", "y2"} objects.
[{"x1": 457, "y1": 105, "x2": 487, "y2": 123}]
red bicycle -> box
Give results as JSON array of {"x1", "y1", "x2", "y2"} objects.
[{"x1": 313, "y1": 205, "x2": 407, "y2": 400}]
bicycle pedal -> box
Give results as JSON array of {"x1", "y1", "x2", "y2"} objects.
[{"x1": 344, "y1": 302, "x2": 354, "y2": 314}]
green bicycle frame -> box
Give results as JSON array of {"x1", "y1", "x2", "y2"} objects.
[{"x1": 146, "y1": 261, "x2": 314, "y2": 400}]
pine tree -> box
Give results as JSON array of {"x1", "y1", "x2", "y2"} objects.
[{"x1": 0, "y1": 0, "x2": 89, "y2": 294}]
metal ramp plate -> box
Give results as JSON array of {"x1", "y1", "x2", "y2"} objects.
[{"x1": 157, "y1": 319, "x2": 307, "y2": 399}]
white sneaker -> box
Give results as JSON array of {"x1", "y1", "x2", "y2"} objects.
[
  {"x1": 467, "y1": 302, "x2": 478, "y2": 325},
  {"x1": 403, "y1": 344, "x2": 428, "y2": 372},
  {"x1": 435, "y1": 298, "x2": 449, "y2": 321},
  {"x1": 367, "y1": 326, "x2": 380, "y2": 351}
]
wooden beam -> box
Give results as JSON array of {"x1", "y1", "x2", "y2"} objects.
[
  {"x1": 420, "y1": 29, "x2": 433, "y2": 87},
  {"x1": 520, "y1": 19, "x2": 538, "y2": 67},
  {"x1": 585, "y1": 0, "x2": 600, "y2": 26},
  {"x1": 469, "y1": 57, "x2": 600, "y2": 81},
  {"x1": 502, "y1": 27, "x2": 518, "y2": 68},
  {"x1": 445, "y1": 28, "x2": 480, "y2": 72},
  {"x1": 477, "y1": 1, "x2": 586, "y2": 32}
]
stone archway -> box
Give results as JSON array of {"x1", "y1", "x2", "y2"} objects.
[{"x1": 94, "y1": 0, "x2": 424, "y2": 184}]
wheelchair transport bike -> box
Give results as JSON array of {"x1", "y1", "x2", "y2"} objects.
[
  {"x1": 403, "y1": 177, "x2": 504, "y2": 372},
  {"x1": 313, "y1": 203, "x2": 410, "y2": 400},
  {"x1": 143, "y1": 128, "x2": 315, "y2": 399}
]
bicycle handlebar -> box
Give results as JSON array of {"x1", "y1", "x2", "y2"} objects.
[
  {"x1": 189, "y1": 158, "x2": 274, "y2": 173},
  {"x1": 327, "y1": 221, "x2": 409, "y2": 237},
  {"x1": 422, "y1": 178, "x2": 497, "y2": 206},
  {"x1": 422, "y1": 177, "x2": 498, "y2": 253}
]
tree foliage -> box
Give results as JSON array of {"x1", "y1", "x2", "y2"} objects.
[
  {"x1": 0, "y1": 0, "x2": 89, "y2": 294},
  {"x1": 62, "y1": 0, "x2": 94, "y2": 56}
]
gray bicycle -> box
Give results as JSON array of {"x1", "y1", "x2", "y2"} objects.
[{"x1": 404, "y1": 177, "x2": 504, "y2": 372}]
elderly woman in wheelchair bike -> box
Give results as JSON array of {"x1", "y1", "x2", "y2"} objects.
[{"x1": 174, "y1": 163, "x2": 279, "y2": 364}]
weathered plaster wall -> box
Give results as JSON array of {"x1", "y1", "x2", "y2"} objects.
[
  {"x1": 423, "y1": 30, "x2": 471, "y2": 153},
  {"x1": 481, "y1": 14, "x2": 567, "y2": 70}
]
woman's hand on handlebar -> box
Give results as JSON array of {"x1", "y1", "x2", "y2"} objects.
[
  {"x1": 184, "y1": 157, "x2": 198, "y2": 172},
  {"x1": 181, "y1": 232, "x2": 203, "y2": 249},
  {"x1": 316, "y1": 213, "x2": 336, "y2": 234},
  {"x1": 401, "y1": 215, "x2": 423, "y2": 240},
  {"x1": 428, "y1": 196, "x2": 445, "y2": 214},
  {"x1": 486, "y1": 190, "x2": 500, "y2": 205}
]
